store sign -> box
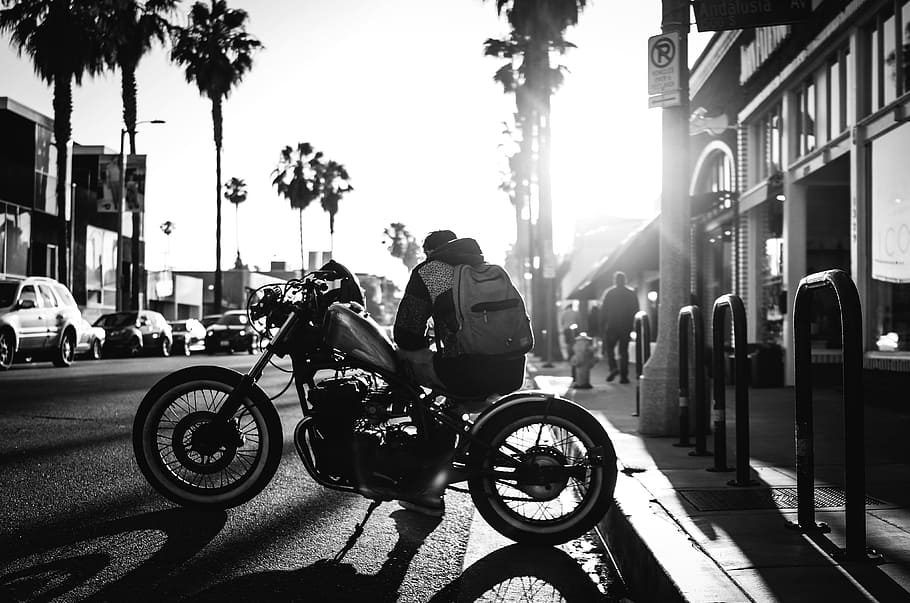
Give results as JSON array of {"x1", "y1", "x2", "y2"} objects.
[
  {"x1": 872, "y1": 126, "x2": 910, "y2": 283},
  {"x1": 740, "y1": 25, "x2": 790, "y2": 84},
  {"x1": 96, "y1": 154, "x2": 122, "y2": 213},
  {"x1": 694, "y1": 0, "x2": 811, "y2": 33},
  {"x1": 125, "y1": 154, "x2": 147, "y2": 213}
]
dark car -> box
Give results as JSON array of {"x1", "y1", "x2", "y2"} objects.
[
  {"x1": 205, "y1": 310, "x2": 258, "y2": 354},
  {"x1": 169, "y1": 318, "x2": 206, "y2": 356},
  {"x1": 94, "y1": 310, "x2": 173, "y2": 357}
]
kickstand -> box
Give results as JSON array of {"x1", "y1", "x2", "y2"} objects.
[{"x1": 332, "y1": 498, "x2": 382, "y2": 563}]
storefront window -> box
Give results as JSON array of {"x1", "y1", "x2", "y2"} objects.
[
  {"x1": 85, "y1": 225, "x2": 117, "y2": 309},
  {"x1": 760, "y1": 201, "x2": 784, "y2": 345},
  {"x1": 0, "y1": 204, "x2": 31, "y2": 276},
  {"x1": 870, "y1": 122, "x2": 910, "y2": 351},
  {"x1": 34, "y1": 125, "x2": 57, "y2": 215},
  {"x1": 796, "y1": 81, "x2": 816, "y2": 156},
  {"x1": 757, "y1": 104, "x2": 783, "y2": 181}
]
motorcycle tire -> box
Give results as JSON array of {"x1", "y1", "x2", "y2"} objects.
[
  {"x1": 467, "y1": 398, "x2": 617, "y2": 545},
  {"x1": 133, "y1": 365, "x2": 283, "y2": 509}
]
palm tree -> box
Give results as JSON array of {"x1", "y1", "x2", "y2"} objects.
[
  {"x1": 383, "y1": 222, "x2": 420, "y2": 271},
  {"x1": 484, "y1": 0, "x2": 586, "y2": 361},
  {"x1": 224, "y1": 176, "x2": 247, "y2": 266},
  {"x1": 0, "y1": 0, "x2": 107, "y2": 288},
  {"x1": 99, "y1": 0, "x2": 177, "y2": 310},
  {"x1": 319, "y1": 159, "x2": 353, "y2": 252},
  {"x1": 171, "y1": 0, "x2": 261, "y2": 312},
  {"x1": 272, "y1": 143, "x2": 322, "y2": 271}
]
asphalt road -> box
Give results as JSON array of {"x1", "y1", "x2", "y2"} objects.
[{"x1": 0, "y1": 353, "x2": 625, "y2": 602}]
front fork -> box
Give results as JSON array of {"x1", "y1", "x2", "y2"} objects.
[{"x1": 214, "y1": 310, "x2": 301, "y2": 428}]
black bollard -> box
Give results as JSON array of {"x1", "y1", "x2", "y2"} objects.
[
  {"x1": 633, "y1": 311, "x2": 651, "y2": 417},
  {"x1": 677, "y1": 305, "x2": 710, "y2": 455}
]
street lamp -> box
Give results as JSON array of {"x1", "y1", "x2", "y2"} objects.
[{"x1": 115, "y1": 119, "x2": 165, "y2": 312}]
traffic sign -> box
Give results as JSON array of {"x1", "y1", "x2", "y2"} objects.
[
  {"x1": 648, "y1": 32, "x2": 681, "y2": 96},
  {"x1": 649, "y1": 90, "x2": 682, "y2": 109}
]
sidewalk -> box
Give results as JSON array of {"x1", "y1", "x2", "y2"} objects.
[{"x1": 526, "y1": 358, "x2": 910, "y2": 602}]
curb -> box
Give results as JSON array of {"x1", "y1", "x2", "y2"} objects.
[{"x1": 596, "y1": 470, "x2": 751, "y2": 603}]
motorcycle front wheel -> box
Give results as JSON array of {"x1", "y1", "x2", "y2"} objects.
[
  {"x1": 133, "y1": 365, "x2": 283, "y2": 509},
  {"x1": 467, "y1": 399, "x2": 617, "y2": 545}
]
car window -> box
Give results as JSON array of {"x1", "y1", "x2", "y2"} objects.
[
  {"x1": 18, "y1": 285, "x2": 38, "y2": 307},
  {"x1": 38, "y1": 285, "x2": 57, "y2": 308},
  {"x1": 201, "y1": 315, "x2": 221, "y2": 327},
  {"x1": 219, "y1": 313, "x2": 248, "y2": 326},
  {"x1": 52, "y1": 283, "x2": 77, "y2": 307},
  {"x1": 171, "y1": 321, "x2": 187, "y2": 330},
  {"x1": 0, "y1": 282, "x2": 18, "y2": 307},
  {"x1": 95, "y1": 313, "x2": 137, "y2": 328}
]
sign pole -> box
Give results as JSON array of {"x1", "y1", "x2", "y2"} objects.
[{"x1": 640, "y1": 0, "x2": 691, "y2": 435}]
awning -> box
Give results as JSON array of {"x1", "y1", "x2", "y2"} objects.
[{"x1": 568, "y1": 214, "x2": 660, "y2": 300}]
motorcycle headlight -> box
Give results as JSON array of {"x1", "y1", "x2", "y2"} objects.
[{"x1": 207, "y1": 330, "x2": 214, "y2": 337}]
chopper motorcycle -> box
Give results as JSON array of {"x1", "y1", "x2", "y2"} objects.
[{"x1": 133, "y1": 261, "x2": 617, "y2": 545}]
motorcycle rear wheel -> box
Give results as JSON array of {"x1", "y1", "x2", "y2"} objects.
[
  {"x1": 467, "y1": 399, "x2": 617, "y2": 545},
  {"x1": 133, "y1": 366, "x2": 283, "y2": 509}
]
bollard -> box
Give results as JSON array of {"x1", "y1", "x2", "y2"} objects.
[
  {"x1": 708, "y1": 294, "x2": 754, "y2": 485},
  {"x1": 791, "y1": 269, "x2": 876, "y2": 562},
  {"x1": 633, "y1": 311, "x2": 651, "y2": 417},
  {"x1": 677, "y1": 305, "x2": 711, "y2": 455}
]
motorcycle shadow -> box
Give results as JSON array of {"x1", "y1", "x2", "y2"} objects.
[
  {"x1": 429, "y1": 543, "x2": 611, "y2": 603},
  {"x1": 0, "y1": 508, "x2": 226, "y2": 603},
  {"x1": 192, "y1": 506, "x2": 442, "y2": 603}
]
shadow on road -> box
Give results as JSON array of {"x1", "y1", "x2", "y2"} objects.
[
  {"x1": 0, "y1": 508, "x2": 226, "y2": 603},
  {"x1": 191, "y1": 507, "x2": 440, "y2": 603},
  {"x1": 429, "y1": 543, "x2": 611, "y2": 602}
]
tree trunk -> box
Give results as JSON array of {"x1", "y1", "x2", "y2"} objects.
[
  {"x1": 52, "y1": 73, "x2": 72, "y2": 287},
  {"x1": 299, "y1": 207, "x2": 305, "y2": 271},
  {"x1": 122, "y1": 64, "x2": 143, "y2": 310},
  {"x1": 212, "y1": 97, "x2": 223, "y2": 313}
]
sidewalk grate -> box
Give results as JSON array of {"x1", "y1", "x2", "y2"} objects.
[{"x1": 678, "y1": 487, "x2": 886, "y2": 512}]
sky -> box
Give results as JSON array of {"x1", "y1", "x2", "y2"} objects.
[{"x1": 1, "y1": 0, "x2": 710, "y2": 287}]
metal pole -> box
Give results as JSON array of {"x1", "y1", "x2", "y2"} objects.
[
  {"x1": 675, "y1": 308, "x2": 692, "y2": 447},
  {"x1": 634, "y1": 311, "x2": 651, "y2": 417},
  {"x1": 115, "y1": 128, "x2": 126, "y2": 312},
  {"x1": 689, "y1": 304, "x2": 711, "y2": 457}
]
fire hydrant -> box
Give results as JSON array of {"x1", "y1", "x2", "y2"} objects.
[{"x1": 571, "y1": 333, "x2": 597, "y2": 389}]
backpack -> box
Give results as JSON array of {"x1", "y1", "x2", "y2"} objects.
[{"x1": 450, "y1": 263, "x2": 534, "y2": 356}]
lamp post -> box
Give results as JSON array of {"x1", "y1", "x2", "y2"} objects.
[{"x1": 115, "y1": 119, "x2": 165, "y2": 312}]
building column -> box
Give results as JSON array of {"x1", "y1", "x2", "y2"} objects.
[{"x1": 783, "y1": 179, "x2": 807, "y2": 386}]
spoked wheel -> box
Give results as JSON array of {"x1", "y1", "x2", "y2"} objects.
[
  {"x1": 133, "y1": 366, "x2": 282, "y2": 508},
  {"x1": 467, "y1": 399, "x2": 617, "y2": 545},
  {"x1": 89, "y1": 338, "x2": 102, "y2": 360}
]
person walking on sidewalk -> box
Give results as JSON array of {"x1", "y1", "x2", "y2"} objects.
[{"x1": 600, "y1": 271, "x2": 639, "y2": 384}]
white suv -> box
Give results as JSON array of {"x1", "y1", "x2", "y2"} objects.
[{"x1": 0, "y1": 276, "x2": 84, "y2": 370}]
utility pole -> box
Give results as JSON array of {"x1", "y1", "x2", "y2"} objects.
[{"x1": 639, "y1": 0, "x2": 691, "y2": 435}]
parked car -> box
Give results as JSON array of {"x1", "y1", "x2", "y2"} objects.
[
  {"x1": 205, "y1": 310, "x2": 258, "y2": 354},
  {"x1": 94, "y1": 310, "x2": 173, "y2": 357},
  {"x1": 75, "y1": 318, "x2": 106, "y2": 360},
  {"x1": 169, "y1": 318, "x2": 206, "y2": 356},
  {"x1": 201, "y1": 314, "x2": 223, "y2": 328},
  {"x1": 0, "y1": 276, "x2": 84, "y2": 370}
]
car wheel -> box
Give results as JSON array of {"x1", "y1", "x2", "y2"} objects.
[
  {"x1": 128, "y1": 339, "x2": 142, "y2": 357},
  {"x1": 53, "y1": 329, "x2": 76, "y2": 367},
  {"x1": 0, "y1": 329, "x2": 14, "y2": 370},
  {"x1": 90, "y1": 338, "x2": 102, "y2": 360},
  {"x1": 160, "y1": 336, "x2": 172, "y2": 357},
  {"x1": 182, "y1": 341, "x2": 191, "y2": 356}
]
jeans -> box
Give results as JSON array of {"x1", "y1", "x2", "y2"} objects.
[{"x1": 603, "y1": 329, "x2": 631, "y2": 379}]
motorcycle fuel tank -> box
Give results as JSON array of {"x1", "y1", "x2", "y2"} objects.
[{"x1": 323, "y1": 303, "x2": 397, "y2": 373}]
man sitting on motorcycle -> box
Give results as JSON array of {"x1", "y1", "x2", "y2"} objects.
[{"x1": 391, "y1": 230, "x2": 526, "y2": 516}]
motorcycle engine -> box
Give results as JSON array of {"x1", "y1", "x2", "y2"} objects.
[{"x1": 306, "y1": 375, "x2": 421, "y2": 485}]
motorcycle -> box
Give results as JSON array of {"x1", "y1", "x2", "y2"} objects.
[{"x1": 133, "y1": 261, "x2": 618, "y2": 545}]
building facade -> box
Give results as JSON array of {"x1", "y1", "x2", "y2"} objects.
[{"x1": 692, "y1": 0, "x2": 910, "y2": 385}]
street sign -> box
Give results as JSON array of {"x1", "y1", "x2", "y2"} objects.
[
  {"x1": 649, "y1": 90, "x2": 682, "y2": 109},
  {"x1": 648, "y1": 32, "x2": 681, "y2": 95},
  {"x1": 693, "y1": 0, "x2": 812, "y2": 33}
]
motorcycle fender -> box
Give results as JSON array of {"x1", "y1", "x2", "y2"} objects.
[
  {"x1": 141, "y1": 364, "x2": 276, "y2": 415},
  {"x1": 469, "y1": 389, "x2": 573, "y2": 436}
]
